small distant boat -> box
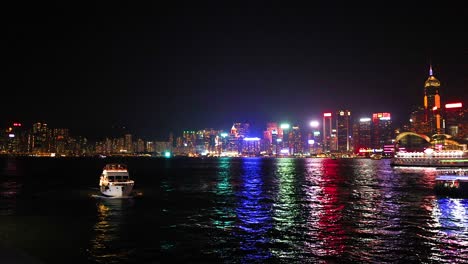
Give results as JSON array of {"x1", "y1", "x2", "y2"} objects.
[
  {"x1": 434, "y1": 168, "x2": 468, "y2": 196},
  {"x1": 370, "y1": 154, "x2": 382, "y2": 160},
  {"x1": 99, "y1": 163, "x2": 134, "y2": 197}
]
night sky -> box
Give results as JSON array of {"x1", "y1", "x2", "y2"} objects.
[{"x1": 5, "y1": 2, "x2": 467, "y2": 140}]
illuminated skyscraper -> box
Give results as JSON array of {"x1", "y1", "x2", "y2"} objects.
[
  {"x1": 371, "y1": 113, "x2": 394, "y2": 150},
  {"x1": 336, "y1": 110, "x2": 351, "y2": 153},
  {"x1": 424, "y1": 65, "x2": 442, "y2": 134},
  {"x1": 355, "y1": 117, "x2": 372, "y2": 154},
  {"x1": 322, "y1": 112, "x2": 333, "y2": 153},
  {"x1": 444, "y1": 102, "x2": 465, "y2": 139},
  {"x1": 29, "y1": 122, "x2": 50, "y2": 153},
  {"x1": 232, "y1": 122, "x2": 250, "y2": 138},
  {"x1": 52, "y1": 128, "x2": 69, "y2": 154},
  {"x1": 6, "y1": 122, "x2": 27, "y2": 153},
  {"x1": 289, "y1": 125, "x2": 303, "y2": 155},
  {"x1": 264, "y1": 122, "x2": 282, "y2": 155},
  {"x1": 230, "y1": 122, "x2": 251, "y2": 154}
]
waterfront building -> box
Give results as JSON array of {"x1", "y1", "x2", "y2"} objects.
[
  {"x1": 182, "y1": 131, "x2": 197, "y2": 148},
  {"x1": 289, "y1": 125, "x2": 303, "y2": 155},
  {"x1": 136, "y1": 138, "x2": 145, "y2": 153},
  {"x1": 232, "y1": 122, "x2": 250, "y2": 138},
  {"x1": 241, "y1": 137, "x2": 261, "y2": 156},
  {"x1": 336, "y1": 110, "x2": 352, "y2": 153},
  {"x1": 195, "y1": 130, "x2": 208, "y2": 154},
  {"x1": 322, "y1": 112, "x2": 333, "y2": 153},
  {"x1": 5, "y1": 122, "x2": 27, "y2": 154},
  {"x1": 73, "y1": 136, "x2": 90, "y2": 156},
  {"x1": 229, "y1": 122, "x2": 251, "y2": 154},
  {"x1": 154, "y1": 141, "x2": 172, "y2": 155},
  {"x1": 125, "y1": 134, "x2": 133, "y2": 153},
  {"x1": 115, "y1": 137, "x2": 125, "y2": 153},
  {"x1": 146, "y1": 141, "x2": 155, "y2": 153},
  {"x1": 52, "y1": 128, "x2": 70, "y2": 155},
  {"x1": 264, "y1": 122, "x2": 277, "y2": 144},
  {"x1": 264, "y1": 122, "x2": 283, "y2": 155},
  {"x1": 29, "y1": 122, "x2": 51, "y2": 154},
  {"x1": 444, "y1": 102, "x2": 465, "y2": 139},
  {"x1": 371, "y1": 113, "x2": 394, "y2": 150},
  {"x1": 354, "y1": 117, "x2": 372, "y2": 154},
  {"x1": 408, "y1": 106, "x2": 431, "y2": 135}
]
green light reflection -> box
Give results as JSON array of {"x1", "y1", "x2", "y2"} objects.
[
  {"x1": 271, "y1": 158, "x2": 301, "y2": 258},
  {"x1": 212, "y1": 157, "x2": 235, "y2": 230}
]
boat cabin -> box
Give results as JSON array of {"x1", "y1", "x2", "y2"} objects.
[
  {"x1": 434, "y1": 168, "x2": 468, "y2": 196},
  {"x1": 104, "y1": 163, "x2": 127, "y2": 171},
  {"x1": 106, "y1": 175, "x2": 131, "y2": 182}
]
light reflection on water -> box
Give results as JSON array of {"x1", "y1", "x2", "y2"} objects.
[
  {"x1": 212, "y1": 157, "x2": 235, "y2": 230},
  {"x1": 431, "y1": 198, "x2": 468, "y2": 261},
  {"x1": 197, "y1": 158, "x2": 468, "y2": 263},
  {"x1": 271, "y1": 158, "x2": 306, "y2": 260},
  {"x1": 88, "y1": 198, "x2": 135, "y2": 264},
  {"x1": 236, "y1": 158, "x2": 272, "y2": 263},
  {"x1": 0, "y1": 158, "x2": 23, "y2": 215},
  {"x1": 1, "y1": 157, "x2": 468, "y2": 263}
]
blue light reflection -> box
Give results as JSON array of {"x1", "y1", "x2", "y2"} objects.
[{"x1": 235, "y1": 158, "x2": 272, "y2": 263}]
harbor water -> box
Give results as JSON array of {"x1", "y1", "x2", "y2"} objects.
[{"x1": 0, "y1": 157, "x2": 467, "y2": 263}]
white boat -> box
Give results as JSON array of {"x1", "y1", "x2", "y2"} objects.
[
  {"x1": 434, "y1": 167, "x2": 468, "y2": 196},
  {"x1": 99, "y1": 163, "x2": 134, "y2": 197},
  {"x1": 390, "y1": 149, "x2": 468, "y2": 167}
]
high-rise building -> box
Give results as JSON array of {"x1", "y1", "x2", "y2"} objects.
[
  {"x1": 355, "y1": 117, "x2": 372, "y2": 153},
  {"x1": 336, "y1": 110, "x2": 352, "y2": 153},
  {"x1": 229, "y1": 122, "x2": 251, "y2": 154},
  {"x1": 289, "y1": 125, "x2": 303, "y2": 155},
  {"x1": 136, "y1": 138, "x2": 145, "y2": 153},
  {"x1": 52, "y1": 128, "x2": 70, "y2": 154},
  {"x1": 6, "y1": 122, "x2": 27, "y2": 153},
  {"x1": 29, "y1": 122, "x2": 50, "y2": 153},
  {"x1": 408, "y1": 106, "x2": 431, "y2": 135},
  {"x1": 322, "y1": 112, "x2": 333, "y2": 153},
  {"x1": 181, "y1": 131, "x2": 196, "y2": 147},
  {"x1": 124, "y1": 134, "x2": 133, "y2": 153},
  {"x1": 232, "y1": 122, "x2": 250, "y2": 138},
  {"x1": 241, "y1": 137, "x2": 261, "y2": 156},
  {"x1": 264, "y1": 122, "x2": 281, "y2": 144},
  {"x1": 424, "y1": 65, "x2": 442, "y2": 134},
  {"x1": 371, "y1": 113, "x2": 394, "y2": 150},
  {"x1": 146, "y1": 141, "x2": 155, "y2": 153},
  {"x1": 444, "y1": 102, "x2": 465, "y2": 139},
  {"x1": 264, "y1": 122, "x2": 282, "y2": 155}
]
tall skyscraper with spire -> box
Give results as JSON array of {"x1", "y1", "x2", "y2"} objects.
[{"x1": 424, "y1": 64, "x2": 442, "y2": 134}]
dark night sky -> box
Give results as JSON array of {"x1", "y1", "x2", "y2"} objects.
[{"x1": 5, "y1": 2, "x2": 468, "y2": 140}]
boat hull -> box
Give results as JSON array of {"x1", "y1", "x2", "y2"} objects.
[{"x1": 100, "y1": 183, "x2": 134, "y2": 197}]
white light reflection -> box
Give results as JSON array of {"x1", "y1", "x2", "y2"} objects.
[{"x1": 431, "y1": 198, "x2": 468, "y2": 261}]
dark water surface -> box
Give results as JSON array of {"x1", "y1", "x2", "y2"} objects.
[{"x1": 0, "y1": 157, "x2": 467, "y2": 263}]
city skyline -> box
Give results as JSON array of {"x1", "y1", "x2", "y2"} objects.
[{"x1": 5, "y1": 3, "x2": 467, "y2": 139}]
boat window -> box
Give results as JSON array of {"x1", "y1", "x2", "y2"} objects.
[
  {"x1": 108, "y1": 176, "x2": 115, "y2": 182},
  {"x1": 115, "y1": 176, "x2": 122, "y2": 181}
]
